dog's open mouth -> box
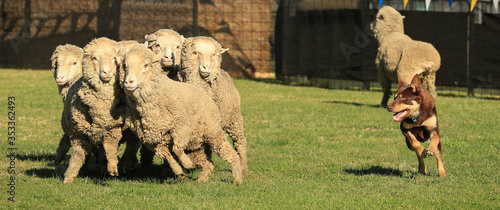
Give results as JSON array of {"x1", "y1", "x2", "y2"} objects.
[{"x1": 393, "y1": 109, "x2": 410, "y2": 122}]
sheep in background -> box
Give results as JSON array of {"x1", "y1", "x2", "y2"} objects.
[
  {"x1": 179, "y1": 36, "x2": 249, "y2": 175},
  {"x1": 63, "y1": 37, "x2": 128, "y2": 183},
  {"x1": 122, "y1": 45, "x2": 243, "y2": 185},
  {"x1": 144, "y1": 29, "x2": 185, "y2": 80},
  {"x1": 371, "y1": 6, "x2": 440, "y2": 108},
  {"x1": 119, "y1": 40, "x2": 143, "y2": 52}
]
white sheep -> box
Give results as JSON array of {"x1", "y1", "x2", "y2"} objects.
[
  {"x1": 144, "y1": 29, "x2": 185, "y2": 80},
  {"x1": 371, "y1": 6, "x2": 441, "y2": 107},
  {"x1": 122, "y1": 45, "x2": 243, "y2": 185},
  {"x1": 179, "y1": 36, "x2": 249, "y2": 175},
  {"x1": 51, "y1": 44, "x2": 84, "y2": 166},
  {"x1": 62, "y1": 37, "x2": 128, "y2": 183}
]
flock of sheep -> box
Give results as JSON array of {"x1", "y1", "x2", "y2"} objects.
[
  {"x1": 51, "y1": 6, "x2": 444, "y2": 185},
  {"x1": 51, "y1": 29, "x2": 248, "y2": 185}
]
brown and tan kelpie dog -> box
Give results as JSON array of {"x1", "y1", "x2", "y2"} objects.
[{"x1": 387, "y1": 74, "x2": 446, "y2": 177}]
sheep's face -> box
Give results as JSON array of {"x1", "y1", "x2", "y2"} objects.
[
  {"x1": 89, "y1": 48, "x2": 120, "y2": 83},
  {"x1": 190, "y1": 40, "x2": 228, "y2": 78},
  {"x1": 151, "y1": 36, "x2": 183, "y2": 68},
  {"x1": 53, "y1": 52, "x2": 82, "y2": 85},
  {"x1": 370, "y1": 6, "x2": 404, "y2": 40},
  {"x1": 123, "y1": 50, "x2": 158, "y2": 92}
]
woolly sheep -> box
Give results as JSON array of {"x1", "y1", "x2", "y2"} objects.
[
  {"x1": 371, "y1": 6, "x2": 440, "y2": 108},
  {"x1": 119, "y1": 40, "x2": 156, "y2": 168},
  {"x1": 50, "y1": 44, "x2": 94, "y2": 167},
  {"x1": 144, "y1": 29, "x2": 185, "y2": 80},
  {"x1": 119, "y1": 40, "x2": 143, "y2": 52},
  {"x1": 179, "y1": 36, "x2": 248, "y2": 175},
  {"x1": 62, "y1": 37, "x2": 129, "y2": 183},
  {"x1": 122, "y1": 45, "x2": 243, "y2": 185}
]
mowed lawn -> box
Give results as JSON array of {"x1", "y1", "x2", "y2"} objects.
[{"x1": 0, "y1": 69, "x2": 498, "y2": 209}]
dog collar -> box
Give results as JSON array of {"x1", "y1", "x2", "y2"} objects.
[{"x1": 411, "y1": 118, "x2": 417, "y2": 123}]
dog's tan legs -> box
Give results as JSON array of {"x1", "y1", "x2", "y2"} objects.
[
  {"x1": 426, "y1": 134, "x2": 446, "y2": 177},
  {"x1": 407, "y1": 132, "x2": 427, "y2": 174}
]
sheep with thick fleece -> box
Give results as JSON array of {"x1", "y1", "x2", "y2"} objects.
[
  {"x1": 51, "y1": 44, "x2": 85, "y2": 166},
  {"x1": 63, "y1": 37, "x2": 129, "y2": 183},
  {"x1": 144, "y1": 29, "x2": 185, "y2": 80},
  {"x1": 122, "y1": 45, "x2": 243, "y2": 185},
  {"x1": 179, "y1": 36, "x2": 248, "y2": 175},
  {"x1": 371, "y1": 6, "x2": 440, "y2": 108}
]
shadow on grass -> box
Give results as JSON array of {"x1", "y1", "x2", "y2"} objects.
[
  {"x1": 323, "y1": 100, "x2": 381, "y2": 108},
  {"x1": 344, "y1": 166, "x2": 403, "y2": 177},
  {"x1": 17, "y1": 153, "x2": 57, "y2": 162},
  {"x1": 24, "y1": 163, "x2": 191, "y2": 185}
]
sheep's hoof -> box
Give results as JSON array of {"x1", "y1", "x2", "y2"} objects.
[
  {"x1": 232, "y1": 179, "x2": 243, "y2": 186},
  {"x1": 176, "y1": 174, "x2": 189, "y2": 180},
  {"x1": 107, "y1": 164, "x2": 119, "y2": 176},
  {"x1": 242, "y1": 169, "x2": 249, "y2": 176},
  {"x1": 63, "y1": 178, "x2": 74, "y2": 184}
]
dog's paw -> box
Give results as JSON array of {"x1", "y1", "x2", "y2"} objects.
[
  {"x1": 425, "y1": 149, "x2": 434, "y2": 157},
  {"x1": 421, "y1": 149, "x2": 428, "y2": 158}
]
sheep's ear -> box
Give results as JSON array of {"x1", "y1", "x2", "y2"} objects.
[
  {"x1": 410, "y1": 74, "x2": 421, "y2": 93},
  {"x1": 218, "y1": 48, "x2": 229, "y2": 55},
  {"x1": 402, "y1": 16, "x2": 405, "y2": 19},
  {"x1": 184, "y1": 41, "x2": 194, "y2": 48},
  {"x1": 378, "y1": 14, "x2": 384, "y2": 21}
]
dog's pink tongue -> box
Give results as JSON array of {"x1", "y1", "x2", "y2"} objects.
[{"x1": 393, "y1": 110, "x2": 407, "y2": 122}]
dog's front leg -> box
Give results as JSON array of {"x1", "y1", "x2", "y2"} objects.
[
  {"x1": 406, "y1": 132, "x2": 427, "y2": 175},
  {"x1": 427, "y1": 134, "x2": 446, "y2": 177}
]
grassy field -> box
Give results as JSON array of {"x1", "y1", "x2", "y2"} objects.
[{"x1": 0, "y1": 69, "x2": 498, "y2": 209}]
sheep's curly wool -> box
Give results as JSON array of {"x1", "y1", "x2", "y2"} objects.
[
  {"x1": 372, "y1": 6, "x2": 440, "y2": 108},
  {"x1": 62, "y1": 37, "x2": 137, "y2": 183},
  {"x1": 122, "y1": 45, "x2": 243, "y2": 185},
  {"x1": 179, "y1": 36, "x2": 249, "y2": 175},
  {"x1": 144, "y1": 29, "x2": 185, "y2": 80},
  {"x1": 51, "y1": 44, "x2": 84, "y2": 166}
]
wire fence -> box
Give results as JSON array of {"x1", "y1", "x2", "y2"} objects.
[{"x1": 0, "y1": 0, "x2": 273, "y2": 77}]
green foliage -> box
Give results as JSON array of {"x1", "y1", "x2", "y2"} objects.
[{"x1": 0, "y1": 69, "x2": 498, "y2": 208}]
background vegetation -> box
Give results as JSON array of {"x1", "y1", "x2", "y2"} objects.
[{"x1": 0, "y1": 69, "x2": 498, "y2": 208}]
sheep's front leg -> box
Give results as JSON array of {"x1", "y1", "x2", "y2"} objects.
[
  {"x1": 102, "y1": 128, "x2": 121, "y2": 177},
  {"x1": 120, "y1": 130, "x2": 140, "y2": 172},
  {"x1": 379, "y1": 71, "x2": 392, "y2": 108},
  {"x1": 155, "y1": 144, "x2": 188, "y2": 178},
  {"x1": 188, "y1": 147, "x2": 214, "y2": 183},
  {"x1": 207, "y1": 130, "x2": 243, "y2": 185},
  {"x1": 172, "y1": 127, "x2": 195, "y2": 169},
  {"x1": 225, "y1": 113, "x2": 249, "y2": 176},
  {"x1": 64, "y1": 138, "x2": 92, "y2": 184},
  {"x1": 55, "y1": 134, "x2": 71, "y2": 165}
]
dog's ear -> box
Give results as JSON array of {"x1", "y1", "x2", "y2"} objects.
[
  {"x1": 410, "y1": 74, "x2": 421, "y2": 93},
  {"x1": 398, "y1": 74, "x2": 408, "y2": 88}
]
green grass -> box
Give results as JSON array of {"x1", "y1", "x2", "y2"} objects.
[{"x1": 0, "y1": 69, "x2": 499, "y2": 209}]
